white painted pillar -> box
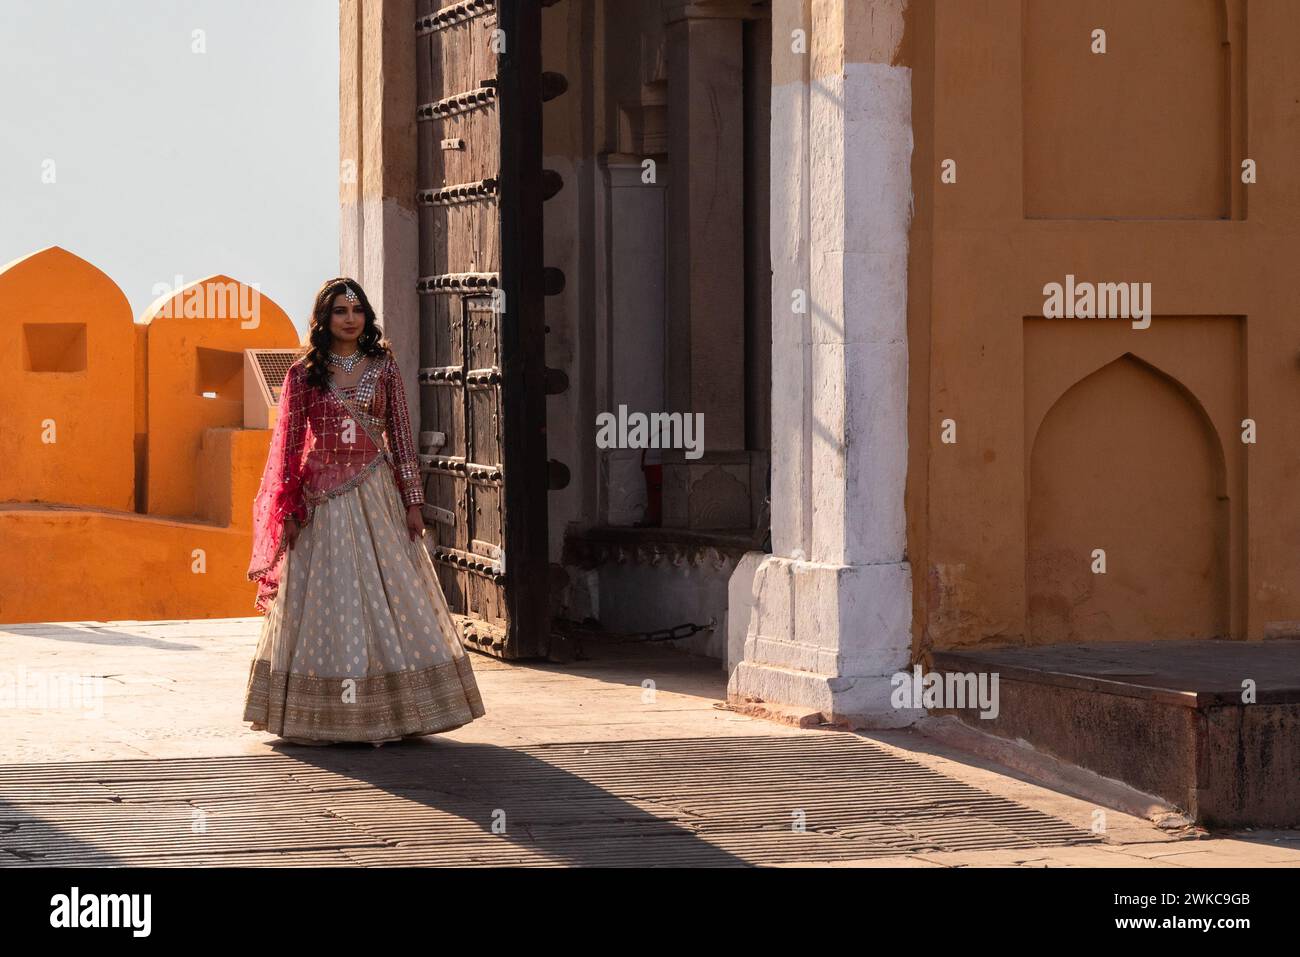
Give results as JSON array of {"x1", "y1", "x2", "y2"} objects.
[{"x1": 728, "y1": 0, "x2": 913, "y2": 727}]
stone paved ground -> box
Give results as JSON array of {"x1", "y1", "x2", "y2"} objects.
[{"x1": 0, "y1": 618, "x2": 1295, "y2": 867}]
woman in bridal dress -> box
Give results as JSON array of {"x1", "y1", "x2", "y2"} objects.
[{"x1": 243, "y1": 277, "x2": 485, "y2": 746}]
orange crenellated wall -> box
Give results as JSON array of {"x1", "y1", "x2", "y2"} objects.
[
  {"x1": 0, "y1": 249, "x2": 303, "y2": 625},
  {"x1": 1, "y1": 247, "x2": 136, "y2": 512},
  {"x1": 140, "y1": 275, "x2": 301, "y2": 519}
]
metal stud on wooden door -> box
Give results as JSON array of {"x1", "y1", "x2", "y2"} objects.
[{"x1": 415, "y1": 0, "x2": 547, "y2": 658}]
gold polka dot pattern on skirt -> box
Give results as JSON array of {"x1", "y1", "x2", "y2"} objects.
[{"x1": 243, "y1": 459, "x2": 486, "y2": 742}]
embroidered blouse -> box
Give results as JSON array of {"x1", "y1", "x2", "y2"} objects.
[{"x1": 247, "y1": 350, "x2": 424, "y2": 611}]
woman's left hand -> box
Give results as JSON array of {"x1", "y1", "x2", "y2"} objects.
[{"x1": 406, "y1": 505, "x2": 426, "y2": 542}]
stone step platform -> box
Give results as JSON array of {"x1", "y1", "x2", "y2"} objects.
[{"x1": 931, "y1": 640, "x2": 1300, "y2": 827}]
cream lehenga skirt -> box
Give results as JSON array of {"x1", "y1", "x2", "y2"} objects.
[{"x1": 243, "y1": 458, "x2": 485, "y2": 744}]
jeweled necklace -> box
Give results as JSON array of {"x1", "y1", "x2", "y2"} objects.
[
  {"x1": 327, "y1": 349, "x2": 363, "y2": 374},
  {"x1": 328, "y1": 284, "x2": 365, "y2": 374}
]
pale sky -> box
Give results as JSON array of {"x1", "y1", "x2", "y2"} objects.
[{"x1": 0, "y1": 0, "x2": 339, "y2": 334}]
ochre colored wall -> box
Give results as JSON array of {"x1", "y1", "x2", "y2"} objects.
[
  {"x1": 1022, "y1": 0, "x2": 1234, "y2": 220},
  {"x1": 133, "y1": 322, "x2": 148, "y2": 513},
  {"x1": 906, "y1": 0, "x2": 1300, "y2": 649},
  {"x1": 194, "y1": 428, "x2": 271, "y2": 529},
  {"x1": 0, "y1": 253, "x2": 301, "y2": 624},
  {"x1": 0, "y1": 247, "x2": 135, "y2": 512},
  {"x1": 141, "y1": 276, "x2": 300, "y2": 518},
  {"x1": 0, "y1": 427, "x2": 274, "y2": 623},
  {"x1": 1, "y1": 510, "x2": 252, "y2": 624}
]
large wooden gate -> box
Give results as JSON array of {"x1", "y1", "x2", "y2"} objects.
[{"x1": 415, "y1": 0, "x2": 548, "y2": 658}]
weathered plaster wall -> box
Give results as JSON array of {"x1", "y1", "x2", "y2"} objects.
[{"x1": 908, "y1": 0, "x2": 1300, "y2": 651}]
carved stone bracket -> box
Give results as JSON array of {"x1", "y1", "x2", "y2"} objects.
[{"x1": 562, "y1": 529, "x2": 755, "y2": 572}]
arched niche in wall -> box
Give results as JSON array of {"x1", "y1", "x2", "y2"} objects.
[{"x1": 1026, "y1": 353, "x2": 1229, "y2": 644}]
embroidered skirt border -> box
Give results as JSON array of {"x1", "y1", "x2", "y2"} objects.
[{"x1": 243, "y1": 654, "x2": 486, "y2": 742}]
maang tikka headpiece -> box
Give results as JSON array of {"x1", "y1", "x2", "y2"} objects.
[{"x1": 342, "y1": 283, "x2": 360, "y2": 304}]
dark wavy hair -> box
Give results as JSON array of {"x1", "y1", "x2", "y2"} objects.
[{"x1": 302, "y1": 277, "x2": 390, "y2": 389}]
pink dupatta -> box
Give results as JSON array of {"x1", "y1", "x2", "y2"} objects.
[{"x1": 246, "y1": 351, "x2": 426, "y2": 612}]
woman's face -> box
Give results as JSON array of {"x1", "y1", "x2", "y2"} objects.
[{"x1": 328, "y1": 292, "x2": 366, "y2": 345}]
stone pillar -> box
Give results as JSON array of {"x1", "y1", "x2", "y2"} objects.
[
  {"x1": 602, "y1": 154, "x2": 668, "y2": 526},
  {"x1": 728, "y1": 0, "x2": 914, "y2": 727},
  {"x1": 339, "y1": 0, "x2": 420, "y2": 424},
  {"x1": 661, "y1": 2, "x2": 753, "y2": 530}
]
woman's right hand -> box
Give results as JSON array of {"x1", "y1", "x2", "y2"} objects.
[{"x1": 284, "y1": 516, "x2": 300, "y2": 550}]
